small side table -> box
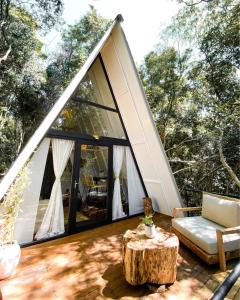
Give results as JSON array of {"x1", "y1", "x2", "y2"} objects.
[{"x1": 122, "y1": 224, "x2": 179, "y2": 286}]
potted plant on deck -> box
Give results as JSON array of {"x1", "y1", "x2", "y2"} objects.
[
  {"x1": 0, "y1": 167, "x2": 29, "y2": 279},
  {"x1": 140, "y1": 214, "x2": 156, "y2": 238}
]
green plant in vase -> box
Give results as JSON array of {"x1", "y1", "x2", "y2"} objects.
[{"x1": 140, "y1": 214, "x2": 156, "y2": 238}]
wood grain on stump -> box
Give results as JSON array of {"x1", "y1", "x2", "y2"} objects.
[
  {"x1": 122, "y1": 224, "x2": 179, "y2": 286},
  {"x1": 143, "y1": 197, "x2": 154, "y2": 216}
]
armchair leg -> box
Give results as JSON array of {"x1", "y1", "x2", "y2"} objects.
[{"x1": 216, "y1": 230, "x2": 226, "y2": 272}]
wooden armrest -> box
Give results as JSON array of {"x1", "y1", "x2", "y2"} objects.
[
  {"x1": 217, "y1": 226, "x2": 240, "y2": 235},
  {"x1": 216, "y1": 226, "x2": 240, "y2": 272},
  {"x1": 173, "y1": 207, "x2": 202, "y2": 218}
]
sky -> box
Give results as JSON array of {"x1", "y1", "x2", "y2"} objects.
[{"x1": 42, "y1": 0, "x2": 182, "y2": 64}]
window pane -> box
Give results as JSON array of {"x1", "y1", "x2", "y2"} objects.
[
  {"x1": 51, "y1": 57, "x2": 126, "y2": 139},
  {"x1": 75, "y1": 57, "x2": 116, "y2": 109},
  {"x1": 52, "y1": 103, "x2": 126, "y2": 139},
  {"x1": 75, "y1": 145, "x2": 109, "y2": 225},
  {"x1": 120, "y1": 152, "x2": 129, "y2": 215}
]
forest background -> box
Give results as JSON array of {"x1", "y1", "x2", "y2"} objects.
[{"x1": 0, "y1": 0, "x2": 239, "y2": 203}]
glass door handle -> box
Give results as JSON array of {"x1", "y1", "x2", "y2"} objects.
[{"x1": 74, "y1": 180, "x2": 79, "y2": 188}]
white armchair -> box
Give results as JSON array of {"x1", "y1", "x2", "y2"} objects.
[{"x1": 172, "y1": 192, "x2": 240, "y2": 271}]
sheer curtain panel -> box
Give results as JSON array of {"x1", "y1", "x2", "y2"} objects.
[
  {"x1": 14, "y1": 138, "x2": 50, "y2": 244},
  {"x1": 35, "y1": 139, "x2": 74, "y2": 240},
  {"x1": 126, "y1": 147, "x2": 145, "y2": 215},
  {"x1": 112, "y1": 146, "x2": 126, "y2": 220}
]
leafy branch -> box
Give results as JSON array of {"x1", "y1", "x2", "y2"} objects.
[{"x1": 0, "y1": 164, "x2": 30, "y2": 243}]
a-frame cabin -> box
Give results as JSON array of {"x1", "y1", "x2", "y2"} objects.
[{"x1": 0, "y1": 15, "x2": 182, "y2": 245}]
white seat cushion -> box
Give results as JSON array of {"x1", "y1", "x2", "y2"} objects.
[
  {"x1": 202, "y1": 193, "x2": 240, "y2": 228},
  {"x1": 172, "y1": 216, "x2": 240, "y2": 255}
]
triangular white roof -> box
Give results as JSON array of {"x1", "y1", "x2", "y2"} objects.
[{"x1": 0, "y1": 15, "x2": 182, "y2": 215}]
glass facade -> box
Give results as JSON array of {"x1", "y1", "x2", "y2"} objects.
[
  {"x1": 13, "y1": 55, "x2": 146, "y2": 245},
  {"x1": 52, "y1": 103, "x2": 125, "y2": 139},
  {"x1": 52, "y1": 57, "x2": 126, "y2": 139},
  {"x1": 74, "y1": 58, "x2": 116, "y2": 109}
]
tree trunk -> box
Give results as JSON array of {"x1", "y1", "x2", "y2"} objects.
[{"x1": 218, "y1": 141, "x2": 240, "y2": 189}]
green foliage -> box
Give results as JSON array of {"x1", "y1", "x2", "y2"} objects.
[
  {"x1": 0, "y1": 5, "x2": 111, "y2": 183},
  {"x1": 140, "y1": 47, "x2": 193, "y2": 148},
  {"x1": 0, "y1": 108, "x2": 24, "y2": 175},
  {"x1": 140, "y1": 0, "x2": 240, "y2": 196},
  {"x1": 45, "y1": 7, "x2": 111, "y2": 106},
  {"x1": 0, "y1": 0, "x2": 63, "y2": 176},
  {"x1": 0, "y1": 165, "x2": 30, "y2": 243},
  {"x1": 140, "y1": 215, "x2": 154, "y2": 227}
]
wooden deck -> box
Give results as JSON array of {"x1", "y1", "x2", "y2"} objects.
[{"x1": 1, "y1": 214, "x2": 239, "y2": 299}]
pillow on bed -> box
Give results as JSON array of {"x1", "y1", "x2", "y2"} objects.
[{"x1": 202, "y1": 192, "x2": 240, "y2": 228}]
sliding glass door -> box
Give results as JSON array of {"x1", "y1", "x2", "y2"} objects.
[
  {"x1": 14, "y1": 136, "x2": 145, "y2": 245},
  {"x1": 68, "y1": 141, "x2": 112, "y2": 232},
  {"x1": 68, "y1": 142, "x2": 146, "y2": 232},
  {"x1": 31, "y1": 138, "x2": 112, "y2": 240},
  {"x1": 72, "y1": 143, "x2": 110, "y2": 230}
]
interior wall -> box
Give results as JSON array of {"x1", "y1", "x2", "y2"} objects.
[
  {"x1": 14, "y1": 138, "x2": 50, "y2": 244},
  {"x1": 101, "y1": 25, "x2": 182, "y2": 216}
]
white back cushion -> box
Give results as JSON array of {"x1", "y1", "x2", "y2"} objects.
[{"x1": 202, "y1": 192, "x2": 240, "y2": 228}]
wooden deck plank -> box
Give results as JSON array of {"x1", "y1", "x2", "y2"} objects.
[
  {"x1": 225, "y1": 277, "x2": 240, "y2": 300},
  {"x1": 233, "y1": 287, "x2": 240, "y2": 300},
  {"x1": 0, "y1": 214, "x2": 239, "y2": 300}
]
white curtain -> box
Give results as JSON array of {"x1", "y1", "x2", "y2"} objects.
[
  {"x1": 112, "y1": 146, "x2": 126, "y2": 220},
  {"x1": 14, "y1": 138, "x2": 50, "y2": 244},
  {"x1": 35, "y1": 139, "x2": 74, "y2": 240},
  {"x1": 126, "y1": 147, "x2": 145, "y2": 215}
]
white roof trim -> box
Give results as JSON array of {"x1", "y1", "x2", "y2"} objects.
[{"x1": 0, "y1": 16, "x2": 122, "y2": 200}]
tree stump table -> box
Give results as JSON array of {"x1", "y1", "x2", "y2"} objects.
[{"x1": 122, "y1": 224, "x2": 179, "y2": 286}]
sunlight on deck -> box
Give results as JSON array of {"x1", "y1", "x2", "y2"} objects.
[{"x1": 0, "y1": 214, "x2": 239, "y2": 300}]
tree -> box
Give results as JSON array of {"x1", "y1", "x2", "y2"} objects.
[
  {"x1": 0, "y1": 6, "x2": 111, "y2": 177},
  {"x1": 140, "y1": 0, "x2": 239, "y2": 197},
  {"x1": 0, "y1": 0, "x2": 63, "y2": 176},
  {"x1": 0, "y1": 0, "x2": 63, "y2": 63},
  {"x1": 182, "y1": 0, "x2": 240, "y2": 191},
  {"x1": 45, "y1": 6, "x2": 110, "y2": 107},
  {"x1": 140, "y1": 47, "x2": 208, "y2": 193},
  {"x1": 140, "y1": 47, "x2": 193, "y2": 149}
]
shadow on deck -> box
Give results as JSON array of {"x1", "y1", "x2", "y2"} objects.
[{"x1": 0, "y1": 214, "x2": 239, "y2": 299}]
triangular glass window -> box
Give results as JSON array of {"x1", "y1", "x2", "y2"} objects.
[
  {"x1": 51, "y1": 57, "x2": 126, "y2": 139},
  {"x1": 75, "y1": 58, "x2": 116, "y2": 109}
]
